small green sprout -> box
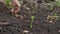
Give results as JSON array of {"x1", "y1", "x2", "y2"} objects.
[
  {"x1": 5, "y1": 0, "x2": 10, "y2": 4},
  {"x1": 31, "y1": 16, "x2": 35, "y2": 21},
  {"x1": 30, "y1": 16, "x2": 35, "y2": 28},
  {"x1": 5, "y1": 0, "x2": 12, "y2": 8}
]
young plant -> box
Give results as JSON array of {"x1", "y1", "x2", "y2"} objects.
[
  {"x1": 5, "y1": 0, "x2": 12, "y2": 8},
  {"x1": 30, "y1": 16, "x2": 35, "y2": 28}
]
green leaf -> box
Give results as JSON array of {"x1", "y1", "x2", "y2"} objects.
[
  {"x1": 31, "y1": 16, "x2": 35, "y2": 21},
  {"x1": 5, "y1": 0, "x2": 11, "y2": 6},
  {"x1": 5, "y1": 0, "x2": 12, "y2": 8},
  {"x1": 5, "y1": 0, "x2": 10, "y2": 4}
]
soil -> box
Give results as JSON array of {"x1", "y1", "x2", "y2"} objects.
[{"x1": 0, "y1": 0, "x2": 60, "y2": 34}]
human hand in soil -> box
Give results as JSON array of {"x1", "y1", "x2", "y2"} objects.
[{"x1": 11, "y1": 0, "x2": 21, "y2": 15}]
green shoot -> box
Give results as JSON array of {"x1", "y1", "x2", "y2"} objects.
[
  {"x1": 5, "y1": 0, "x2": 10, "y2": 4},
  {"x1": 30, "y1": 16, "x2": 35, "y2": 28},
  {"x1": 31, "y1": 16, "x2": 35, "y2": 21},
  {"x1": 5, "y1": 0, "x2": 12, "y2": 8}
]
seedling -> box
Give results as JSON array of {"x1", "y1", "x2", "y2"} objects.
[
  {"x1": 5, "y1": 0, "x2": 10, "y2": 5},
  {"x1": 30, "y1": 16, "x2": 35, "y2": 28},
  {"x1": 5, "y1": 0, "x2": 12, "y2": 8}
]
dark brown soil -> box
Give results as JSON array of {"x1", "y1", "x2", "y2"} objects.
[{"x1": 0, "y1": 0, "x2": 60, "y2": 34}]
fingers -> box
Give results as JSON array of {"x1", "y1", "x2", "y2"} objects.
[
  {"x1": 11, "y1": 0, "x2": 21, "y2": 7},
  {"x1": 11, "y1": 6, "x2": 20, "y2": 14},
  {"x1": 14, "y1": 6, "x2": 20, "y2": 13},
  {"x1": 11, "y1": 0, "x2": 16, "y2": 6},
  {"x1": 11, "y1": 0, "x2": 21, "y2": 14},
  {"x1": 16, "y1": 0, "x2": 21, "y2": 6},
  {"x1": 14, "y1": 7, "x2": 20, "y2": 14}
]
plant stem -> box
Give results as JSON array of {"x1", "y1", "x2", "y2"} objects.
[{"x1": 30, "y1": 20, "x2": 33, "y2": 28}]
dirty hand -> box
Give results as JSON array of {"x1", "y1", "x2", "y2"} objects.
[{"x1": 11, "y1": 0, "x2": 21, "y2": 14}]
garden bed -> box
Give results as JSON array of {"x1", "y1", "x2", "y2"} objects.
[{"x1": 0, "y1": 0, "x2": 60, "y2": 34}]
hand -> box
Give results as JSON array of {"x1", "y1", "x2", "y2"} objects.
[{"x1": 11, "y1": 0, "x2": 21, "y2": 14}]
